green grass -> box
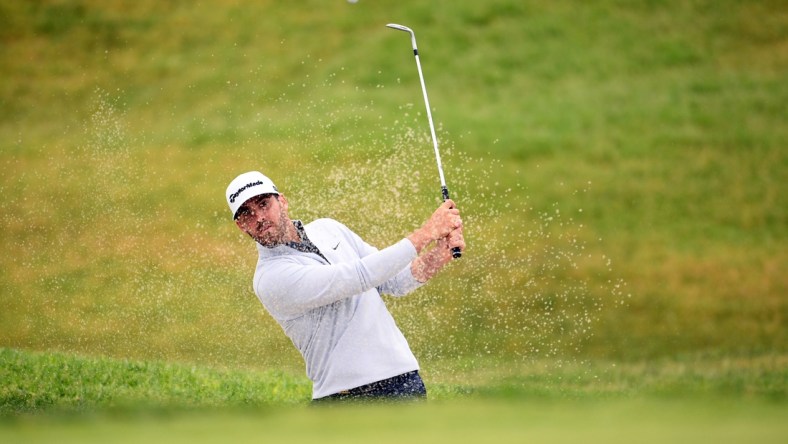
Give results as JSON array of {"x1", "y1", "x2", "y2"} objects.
[
  {"x1": 0, "y1": 0, "x2": 786, "y2": 436},
  {"x1": 2, "y1": 348, "x2": 785, "y2": 415},
  {"x1": 1, "y1": 349, "x2": 786, "y2": 443},
  {"x1": 3, "y1": 399, "x2": 786, "y2": 444},
  {"x1": 0, "y1": 348, "x2": 310, "y2": 415}
]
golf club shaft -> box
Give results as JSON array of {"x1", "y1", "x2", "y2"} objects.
[
  {"x1": 413, "y1": 50, "x2": 448, "y2": 192},
  {"x1": 387, "y1": 23, "x2": 461, "y2": 259}
]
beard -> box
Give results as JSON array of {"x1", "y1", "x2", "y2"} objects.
[{"x1": 251, "y1": 207, "x2": 292, "y2": 247}]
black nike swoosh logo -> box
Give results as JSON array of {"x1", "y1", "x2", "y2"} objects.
[{"x1": 332, "y1": 242, "x2": 340, "y2": 250}]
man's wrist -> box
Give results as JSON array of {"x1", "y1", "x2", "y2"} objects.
[
  {"x1": 411, "y1": 257, "x2": 428, "y2": 283},
  {"x1": 407, "y1": 228, "x2": 431, "y2": 254}
]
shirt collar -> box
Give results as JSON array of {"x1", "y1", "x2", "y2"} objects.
[{"x1": 285, "y1": 220, "x2": 321, "y2": 255}]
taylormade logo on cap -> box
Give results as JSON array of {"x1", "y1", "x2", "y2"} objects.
[
  {"x1": 226, "y1": 171, "x2": 279, "y2": 218},
  {"x1": 229, "y1": 180, "x2": 264, "y2": 203}
]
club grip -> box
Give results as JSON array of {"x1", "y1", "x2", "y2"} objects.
[{"x1": 441, "y1": 186, "x2": 462, "y2": 259}]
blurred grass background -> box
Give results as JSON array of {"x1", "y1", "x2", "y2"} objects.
[{"x1": 0, "y1": 0, "x2": 785, "y2": 404}]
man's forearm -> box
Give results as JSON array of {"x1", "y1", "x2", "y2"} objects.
[{"x1": 411, "y1": 244, "x2": 451, "y2": 283}]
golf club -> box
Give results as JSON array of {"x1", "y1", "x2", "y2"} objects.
[{"x1": 386, "y1": 23, "x2": 462, "y2": 259}]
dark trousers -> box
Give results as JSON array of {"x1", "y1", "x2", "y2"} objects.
[{"x1": 314, "y1": 370, "x2": 427, "y2": 402}]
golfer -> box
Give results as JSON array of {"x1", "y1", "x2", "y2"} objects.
[{"x1": 226, "y1": 171, "x2": 464, "y2": 401}]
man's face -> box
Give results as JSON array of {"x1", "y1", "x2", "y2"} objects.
[{"x1": 234, "y1": 194, "x2": 291, "y2": 247}]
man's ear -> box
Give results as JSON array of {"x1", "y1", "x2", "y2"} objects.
[{"x1": 278, "y1": 194, "x2": 289, "y2": 211}]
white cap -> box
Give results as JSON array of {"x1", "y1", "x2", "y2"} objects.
[{"x1": 226, "y1": 171, "x2": 279, "y2": 218}]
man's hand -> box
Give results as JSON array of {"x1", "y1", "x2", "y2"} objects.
[
  {"x1": 438, "y1": 227, "x2": 465, "y2": 259},
  {"x1": 407, "y1": 200, "x2": 462, "y2": 254}
]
